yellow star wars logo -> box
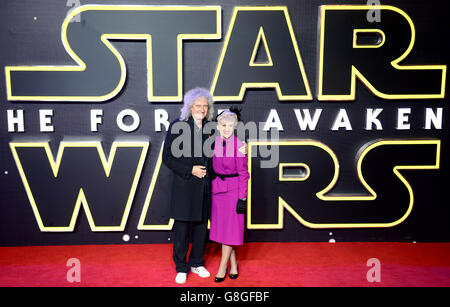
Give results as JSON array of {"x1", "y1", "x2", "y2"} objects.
[
  {"x1": 9, "y1": 139, "x2": 440, "y2": 231},
  {"x1": 5, "y1": 5, "x2": 446, "y2": 102}
]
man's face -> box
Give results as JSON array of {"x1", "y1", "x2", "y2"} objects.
[{"x1": 190, "y1": 97, "x2": 209, "y2": 121}]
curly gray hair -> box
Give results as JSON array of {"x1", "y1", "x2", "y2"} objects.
[{"x1": 179, "y1": 87, "x2": 214, "y2": 121}]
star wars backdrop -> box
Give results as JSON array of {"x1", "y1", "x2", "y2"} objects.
[{"x1": 0, "y1": 0, "x2": 448, "y2": 246}]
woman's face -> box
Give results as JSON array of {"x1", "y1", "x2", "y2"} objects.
[
  {"x1": 190, "y1": 97, "x2": 209, "y2": 121},
  {"x1": 217, "y1": 119, "x2": 235, "y2": 139}
]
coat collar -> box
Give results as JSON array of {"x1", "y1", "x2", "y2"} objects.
[{"x1": 188, "y1": 115, "x2": 208, "y2": 125}]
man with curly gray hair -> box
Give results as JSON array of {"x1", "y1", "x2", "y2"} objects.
[
  {"x1": 178, "y1": 87, "x2": 215, "y2": 122},
  {"x1": 162, "y1": 87, "x2": 214, "y2": 284}
]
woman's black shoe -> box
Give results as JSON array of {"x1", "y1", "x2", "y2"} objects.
[
  {"x1": 229, "y1": 273, "x2": 238, "y2": 279},
  {"x1": 229, "y1": 264, "x2": 238, "y2": 279},
  {"x1": 215, "y1": 268, "x2": 227, "y2": 282},
  {"x1": 214, "y1": 275, "x2": 226, "y2": 282}
]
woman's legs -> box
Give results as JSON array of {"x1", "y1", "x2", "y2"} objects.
[
  {"x1": 230, "y1": 248, "x2": 238, "y2": 275},
  {"x1": 216, "y1": 244, "x2": 232, "y2": 278},
  {"x1": 217, "y1": 244, "x2": 239, "y2": 277}
]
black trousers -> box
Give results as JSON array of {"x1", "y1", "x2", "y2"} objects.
[{"x1": 172, "y1": 194, "x2": 209, "y2": 273}]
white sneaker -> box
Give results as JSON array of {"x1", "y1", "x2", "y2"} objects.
[
  {"x1": 191, "y1": 266, "x2": 210, "y2": 278},
  {"x1": 175, "y1": 272, "x2": 187, "y2": 284}
]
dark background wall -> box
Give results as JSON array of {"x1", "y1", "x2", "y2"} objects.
[{"x1": 0, "y1": 0, "x2": 448, "y2": 246}]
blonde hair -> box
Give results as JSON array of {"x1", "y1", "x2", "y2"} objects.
[{"x1": 216, "y1": 110, "x2": 238, "y2": 127}]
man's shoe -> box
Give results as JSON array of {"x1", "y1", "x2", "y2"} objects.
[
  {"x1": 175, "y1": 272, "x2": 187, "y2": 284},
  {"x1": 191, "y1": 266, "x2": 210, "y2": 278}
]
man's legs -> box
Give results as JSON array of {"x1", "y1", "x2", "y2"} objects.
[
  {"x1": 188, "y1": 217, "x2": 208, "y2": 268},
  {"x1": 172, "y1": 220, "x2": 190, "y2": 273},
  {"x1": 189, "y1": 193, "x2": 209, "y2": 268}
]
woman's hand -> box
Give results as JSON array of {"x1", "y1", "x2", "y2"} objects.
[
  {"x1": 192, "y1": 165, "x2": 207, "y2": 178},
  {"x1": 238, "y1": 142, "x2": 248, "y2": 155}
]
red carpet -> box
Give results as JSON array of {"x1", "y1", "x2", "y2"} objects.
[{"x1": 0, "y1": 242, "x2": 449, "y2": 287}]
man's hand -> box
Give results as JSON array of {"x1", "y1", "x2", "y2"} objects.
[{"x1": 192, "y1": 165, "x2": 207, "y2": 178}]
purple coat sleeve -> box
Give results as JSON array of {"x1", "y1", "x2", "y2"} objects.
[{"x1": 236, "y1": 141, "x2": 250, "y2": 199}]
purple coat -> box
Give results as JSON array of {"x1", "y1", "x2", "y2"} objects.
[{"x1": 209, "y1": 135, "x2": 249, "y2": 246}]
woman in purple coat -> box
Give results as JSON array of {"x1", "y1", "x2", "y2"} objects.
[{"x1": 209, "y1": 109, "x2": 249, "y2": 282}]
